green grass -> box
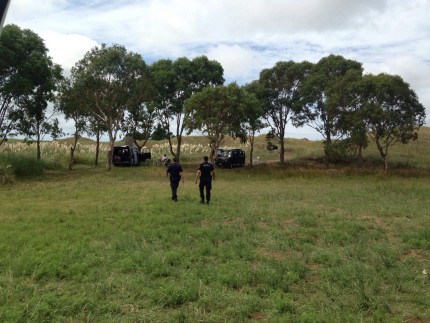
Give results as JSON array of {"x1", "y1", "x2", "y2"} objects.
[{"x1": 1, "y1": 165, "x2": 429, "y2": 321}]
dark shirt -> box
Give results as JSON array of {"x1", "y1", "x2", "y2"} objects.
[
  {"x1": 198, "y1": 162, "x2": 214, "y2": 180},
  {"x1": 167, "y1": 163, "x2": 183, "y2": 181}
]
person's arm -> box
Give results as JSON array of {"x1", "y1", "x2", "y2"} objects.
[{"x1": 194, "y1": 170, "x2": 201, "y2": 184}]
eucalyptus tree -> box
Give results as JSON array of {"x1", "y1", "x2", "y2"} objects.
[
  {"x1": 243, "y1": 81, "x2": 266, "y2": 166},
  {"x1": 259, "y1": 60, "x2": 313, "y2": 164},
  {"x1": 299, "y1": 55, "x2": 363, "y2": 161},
  {"x1": 0, "y1": 24, "x2": 61, "y2": 147},
  {"x1": 57, "y1": 76, "x2": 91, "y2": 169},
  {"x1": 150, "y1": 56, "x2": 224, "y2": 162},
  {"x1": 185, "y1": 82, "x2": 252, "y2": 163},
  {"x1": 72, "y1": 44, "x2": 152, "y2": 171},
  {"x1": 356, "y1": 73, "x2": 425, "y2": 169}
]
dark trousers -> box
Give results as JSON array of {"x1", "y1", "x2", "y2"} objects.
[
  {"x1": 170, "y1": 179, "x2": 180, "y2": 199},
  {"x1": 199, "y1": 179, "x2": 212, "y2": 202}
]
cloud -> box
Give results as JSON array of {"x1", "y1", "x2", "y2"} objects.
[
  {"x1": 205, "y1": 44, "x2": 259, "y2": 83},
  {"x1": 41, "y1": 31, "x2": 99, "y2": 71}
]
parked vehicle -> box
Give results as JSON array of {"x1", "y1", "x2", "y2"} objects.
[
  {"x1": 112, "y1": 145, "x2": 151, "y2": 166},
  {"x1": 215, "y1": 148, "x2": 245, "y2": 168}
]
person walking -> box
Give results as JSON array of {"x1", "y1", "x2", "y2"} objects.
[
  {"x1": 166, "y1": 157, "x2": 184, "y2": 202},
  {"x1": 194, "y1": 156, "x2": 215, "y2": 204}
]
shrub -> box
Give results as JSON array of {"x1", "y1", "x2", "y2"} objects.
[{"x1": 6, "y1": 156, "x2": 45, "y2": 177}]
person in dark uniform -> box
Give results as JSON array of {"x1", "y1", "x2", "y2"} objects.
[
  {"x1": 166, "y1": 157, "x2": 184, "y2": 202},
  {"x1": 194, "y1": 156, "x2": 215, "y2": 204}
]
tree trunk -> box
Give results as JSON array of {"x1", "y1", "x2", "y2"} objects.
[
  {"x1": 376, "y1": 141, "x2": 388, "y2": 170},
  {"x1": 167, "y1": 136, "x2": 175, "y2": 159},
  {"x1": 69, "y1": 147, "x2": 75, "y2": 171},
  {"x1": 279, "y1": 138, "x2": 285, "y2": 164},
  {"x1": 69, "y1": 134, "x2": 79, "y2": 171},
  {"x1": 249, "y1": 134, "x2": 254, "y2": 167},
  {"x1": 106, "y1": 141, "x2": 113, "y2": 172},
  {"x1": 36, "y1": 134, "x2": 41, "y2": 161},
  {"x1": 209, "y1": 143, "x2": 216, "y2": 164},
  {"x1": 176, "y1": 135, "x2": 182, "y2": 162},
  {"x1": 94, "y1": 130, "x2": 100, "y2": 166}
]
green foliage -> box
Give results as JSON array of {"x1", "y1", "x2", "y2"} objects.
[
  {"x1": 150, "y1": 123, "x2": 172, "y2": 140},
  {"x1": 150, "y1": 56, "x2": 224, "y2": 160},
  {"x1": 258, "y1": 60, "x2": 313, "y2": 163},
  {"x1": 6, "y1": 155, "x2": 45, "y2": 176},
  {"x1": 70, "y1": 43, "x2": 152, "y2": 170},
  {"x1": 0, "y1": 24, "x2": 62, "y2": 145},
  {"x1": 323, "y1": 137, "x2": 358, "y2": 163},
  {"x1": 185, "y1": 82, "x2": 253, "y2": 154},
  {"x1": 357, "y1": 73, "x2": 426, "y2": 168}
]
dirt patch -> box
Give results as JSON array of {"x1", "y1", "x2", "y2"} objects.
[
  {"x1": 400, "y1": 249, "x2": 426, "y2": 261},
  {"x1": 248, "y1": 312, "x2": 266, "y2": 321}
]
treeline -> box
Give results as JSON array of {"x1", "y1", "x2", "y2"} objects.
[{"x1": 0, "y1": 24, "x2": 426, "y2": 170}]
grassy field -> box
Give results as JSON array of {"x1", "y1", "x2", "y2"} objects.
[
  {"x1": 0, "y1": 166, "x2": 429, "y2": 321},
  {"x1": 0, "y1": 129, "x2": 430, "y2": 321}
]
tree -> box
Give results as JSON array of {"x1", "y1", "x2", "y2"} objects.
[
  {"x1": 11, "y1": 66, "x2": 63, "y2": 162},
  {"x1": 259, "y1": 60, "x2": 313, "y2": 164},
  {"x1": 57, "y1": 76, "x2": 91, "y2": 170},
  {"x1": 357, "y1": 73, "x2": 426, "y2": 169},
  {"x1": 0, "y1": 24, "x2": 61, "y2": 146},
  {"x1": 185, "y1": 83, "x2": 250, "y2": 163},
  {"x1": 243, "y1": 81, "x2": 266, "y2": 166},
  {"x1": 299, "y1": 55, "x2": 363, "y2": 161},
  {"x1": 151, "y1": 56, "x2": 224, "y2": 162},
  {"x1": 72, "y1": 44, "x2": 151, "y2": 171}
]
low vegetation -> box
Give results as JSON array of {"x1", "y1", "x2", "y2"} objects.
[{"x1": 0, "y1": 131, "x2": 429, "y2": 321}]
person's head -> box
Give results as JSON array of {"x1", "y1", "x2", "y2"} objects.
[
  {"x1": 172, "y1": 157, "x2": 177, "y2": 163},
  {"x1": 203, "y1": 156, "x2": 208, "y2": 162}
]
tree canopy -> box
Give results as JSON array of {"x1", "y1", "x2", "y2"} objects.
[
  {"x1": 185, "y1": 82, "x2": 255, "y2": 162},
  {"x1": 258, "y1": 60, "x2": 313, "y2": 164},
  {"x1": 299, "y1": 55, "x2": 363, "y2": 161},
  {"x1": 150, "y1": 56, "x2": 224, "y2": 161},
  {"x1": 0, "y1": 24, "x2": 62, "y2": 147},
  {"x1": 69, "y1": 44, "x2": 152, "y2": 171},
  {"x1": 356, "y1": 73, "x2": 426, "y2": 168}
]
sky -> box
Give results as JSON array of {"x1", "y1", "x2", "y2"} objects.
[{"x1": 4, "y1": 0, "x2": 430, "y2": 140}]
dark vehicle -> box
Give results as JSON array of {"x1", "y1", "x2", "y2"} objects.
[
  {"x1": 112, "y1": 145, "x2": 151, "y2": 166},
  {"x1": 215, "y1": 148, "x2": 245, "y2": 168}
]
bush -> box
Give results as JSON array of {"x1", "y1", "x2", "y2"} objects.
[
  {"x1": 324, "y1": 139, "x2": 357, "y2": 163},
  {"x1": 1, "y1": 155, "x2": 46, "y2": 177},
  {"x1": 12, "y1": 157, "x2": 46, "y2": 177}
]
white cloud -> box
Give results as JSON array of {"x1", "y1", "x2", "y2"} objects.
[
  {"x1": 206, "y1": 44, "x2": 258, "y2": 83},
  {"x1": 41, "y1": 31, "x2": 99, "y2": 71}
]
